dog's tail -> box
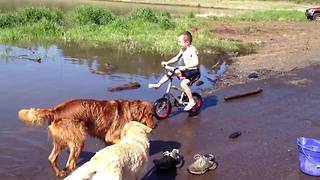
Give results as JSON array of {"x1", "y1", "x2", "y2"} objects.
[
  {"x1": 18, "y1": 108, "x2": 53, "y2": 127},
  {"x1": 64, "y1": 161, "x2": 96, "y2": 180}
]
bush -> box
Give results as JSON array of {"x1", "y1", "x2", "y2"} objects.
[
  {"x1": 156, "y1": 11, "x2": 175, "y2": 29},
  {"x1": 128, "y1": 7, "x2": 158, "y2": 23},
  {"x1": 16, "y1": 7, "x2": 63, "y2": 25},
  {"x1": 23, "y1": 19, "x2": 63, "y2": 37},
  {"x1": 73, "y1": 5, "x2": 115, "y2": 25},
  {"x1": 0, "y1": 14, "x2": 17, "y2": 28},
  {"x1": 157, "y1": 15, "x2": 175, "y2": 29},
  {"x1": 187, "y1": 12, "x2": 195, "y2": 18}
]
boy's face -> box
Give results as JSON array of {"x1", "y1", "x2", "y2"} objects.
[{"x1": 178, "y1": 35, "x2": 189, "y2": 50}]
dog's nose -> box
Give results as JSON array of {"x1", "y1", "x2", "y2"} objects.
[{"x1": 152, "y1": 123, "x2": 158, "y2": 129}]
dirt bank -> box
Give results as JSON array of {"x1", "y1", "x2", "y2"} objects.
[{"x1": 206, "y1": 20, "x2": 320, "y2": 91}]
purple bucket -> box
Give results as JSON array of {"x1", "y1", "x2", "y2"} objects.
[{"x1": 297, "y1": 137, "x2": 320, "y2": 176}]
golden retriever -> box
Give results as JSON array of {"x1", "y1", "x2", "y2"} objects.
[
  {"x1": 64, "y1": 121, "x2": 152, "y2": 180},
  {"x1": 18, "y1": 99, "x2": 154, "y2": 177}
]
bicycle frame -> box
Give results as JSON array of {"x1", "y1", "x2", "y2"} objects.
[
  {"x1": 153, "y1": 66, "x2": 202, "y2": 119},
  {"x1": 163, "y1": 77, "x2": 188, "y2": 107}
]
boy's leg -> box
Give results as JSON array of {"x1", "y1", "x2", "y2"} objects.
[
  {"x1": 148, "y1": 70, "x2": 182, "y2": 89},
  {"x1": 180, "y1": 79, "x2": 196, "y2": 111},
  {"x1": 148, "y1": 74, "x2": 169, "y2": 88}
]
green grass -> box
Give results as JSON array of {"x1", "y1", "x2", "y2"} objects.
[
  {"x1": 232, "y1": 10, "x2": 306, "y2": 21},
  {"x1": 210, "y1": 10, "x2": 306, "y2": 22},
  {"x1": 0, "y1": 6, "x2": 250, "y2": 55}
]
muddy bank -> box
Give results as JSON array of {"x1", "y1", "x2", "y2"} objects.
[{"x1": 205, "y1": 21, "x2": 320, "y2": 93}]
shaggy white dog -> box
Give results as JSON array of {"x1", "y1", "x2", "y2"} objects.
[{"x1": 64, "y1": 121, "x2": 152, "y2": 180}]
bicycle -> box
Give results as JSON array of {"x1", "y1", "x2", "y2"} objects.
[{"x1": 153, "y1": 66, "x2": 203, "y2": 120}]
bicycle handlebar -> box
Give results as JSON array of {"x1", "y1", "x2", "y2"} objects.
[{"x1": 163, "y1": 65, "x2": 177, "y2": 71}]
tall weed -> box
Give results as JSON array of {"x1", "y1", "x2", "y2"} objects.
[
  {"x1": 128, "y1": 7, "x2": 158, "y2": 23},
  {"x1": 73, "y1": 5, "x2": 115, "y2": 25},
  {"x1": 16, "y1": 7, "x2": 63, "y2": 25},
  {"x1": 0, "y1": 14, "x2": 17, "y2": 28}
]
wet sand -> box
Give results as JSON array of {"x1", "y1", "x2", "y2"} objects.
[{"x1": 146, "y1": 64, "x2": 320, "y2": 180}]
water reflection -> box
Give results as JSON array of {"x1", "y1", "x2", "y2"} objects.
[{"x1": 0, "y1": 43, "x2": 224, "y2": 91}]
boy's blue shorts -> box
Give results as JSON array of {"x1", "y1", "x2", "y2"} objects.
[{"x1": 180, "y1": 69, "x2": 200, "y2": 83}]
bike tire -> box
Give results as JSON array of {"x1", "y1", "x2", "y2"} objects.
[
  {"x1": 189, "y1": 93, "x2": 202, "y2": 116},
  {"x1": 153, "y1": 98, "x2": 172, "y2": 120}
]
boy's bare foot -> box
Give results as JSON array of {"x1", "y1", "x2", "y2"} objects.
[
  {"x1": 184, "y1": 100, "x2": 196, "y2": 111},
  {"x1": 148, "y1": 83, "x2": 160, "y2": 89}
]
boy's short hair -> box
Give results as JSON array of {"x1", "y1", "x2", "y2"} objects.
[{"x1": 180, "y1": 31, "x2": 192, "y2": 44}]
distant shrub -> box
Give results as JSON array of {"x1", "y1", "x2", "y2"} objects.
[
  {"x1": 128, "y1": 7, "x2": 158, "y2": 23},
  {"x1": 0, "y1": 14, "x2": 17, "y2": 28},
  {"x1": 23, "y1": 19, "x2": 63, "y2": 37},
  {"x1": 157, "y1": 12, "x2": 175, "y2": 29},
  {"x1": 73, "y1": 5, "x2": 115, "y2": 25},
  {"x1": 16, "y1": 7, "x2": 63, "y2": 25},
  {"x1": 158, "y1": 11, "x2": 171, "y2": 19},
  {"x1": 187, "y1": 12, "x2": 195, "y2": 18},
  {"x1": 110, "y1": 18, "x2": 130, "y2": 35}
]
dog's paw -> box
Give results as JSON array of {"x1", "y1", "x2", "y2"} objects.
[{"x1": 56, "y1": 170, "x2": 67, "y2": 177}]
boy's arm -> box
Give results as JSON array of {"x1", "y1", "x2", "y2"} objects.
[{"x1": 161, "y1": 51, "x2": 182, "y2": 66}]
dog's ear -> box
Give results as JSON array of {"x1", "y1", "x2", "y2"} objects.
[
  {"x1": 130, "y1": 100, "x2": 144, "y2": 120},
  {"x1": 130, "y1": 121, "x2": 152, "y2": 133},
  {"x1": 142, "y1": 124, "x2": 152, "y2": 133},
  {"x1": 143, "y1": 102, "x2": 155, "y2": 129},
  {"x1": 126, "y1": 100, "x2": 155, "y2": 134},
  {"x1": 121, "y1": 122, "x2": 131, "y2": 138}
]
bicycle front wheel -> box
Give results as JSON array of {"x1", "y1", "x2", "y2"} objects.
[{"x1": 153, "y1": 98, "x2": 171, "y2": 120}]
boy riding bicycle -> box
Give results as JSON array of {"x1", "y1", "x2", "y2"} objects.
[{"x1": 148, "y1": 31, "x2": 200, "y2": 111}]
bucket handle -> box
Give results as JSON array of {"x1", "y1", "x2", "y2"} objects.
[{"x1": 300, "y1": 145, "x2": 320, "y2": 168}]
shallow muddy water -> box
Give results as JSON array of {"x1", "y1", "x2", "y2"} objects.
[
  {"x1": 0, "y1": 42, "x2": 224, "y2": 179},
  {"x1": 0, "y1": 1, "x2": 230, "y2": 179}
]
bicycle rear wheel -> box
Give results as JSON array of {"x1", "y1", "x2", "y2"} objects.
[{"x1": 153, "y1": 98, "x2": 172, "y2": 120}]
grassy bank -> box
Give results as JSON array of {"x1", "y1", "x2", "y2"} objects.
[
  {"x1": 0, "y1": 4, "x2": 310, "y2": 55},
  {"x1": 0, "y1": 6, "x2": 249, "y2": 55},
  {"x1": 109, "y1": 0, "x2": 317, "y2": 10},
  {"x1": 210, "y1": 9, "x2": 306, "y2": 21}
]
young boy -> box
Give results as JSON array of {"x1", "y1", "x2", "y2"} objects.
[{"x1": 148, "y1": 31, "x2": 200, "y2": 111}]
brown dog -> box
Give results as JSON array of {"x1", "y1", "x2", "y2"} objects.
[{"x1": 18, "y1": 99, "x2": 154, "y2": 177}]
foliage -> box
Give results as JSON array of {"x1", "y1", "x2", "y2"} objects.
[
  {"x1": 16, "y1": 7, "x2": 63, "y2": 25},
  {"x1": 157, "y1": 11, "x2": 176, "y2": 29},
  {"x1": 128, "y1": 7, "x2": 158, "y2": 23},
  {"x1": 0, "y1": 7, "x2": 63, "y2": 29},
  {"x1": 0, "y1": 5, "x2": 250, "y2": 55},
  {"x1": 234, "y1": 10, "x2": 306, "y2": 22},
  {"x1": 187, "y1": 12, "x2": 195, "y2": 19},
  {"x1": 209, "y1": 10, "x2": 306, "y2": 22},
  {"x1": 0, "y1": 14, "x2": 17, "y2": 28},
  {"x1": 73, "y1": 5, "x2": 115, "y2": 25}
]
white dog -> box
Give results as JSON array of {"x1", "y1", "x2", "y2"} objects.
[{"x1": 64, "y1": 121, "x2": 152, "y2": 180}]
